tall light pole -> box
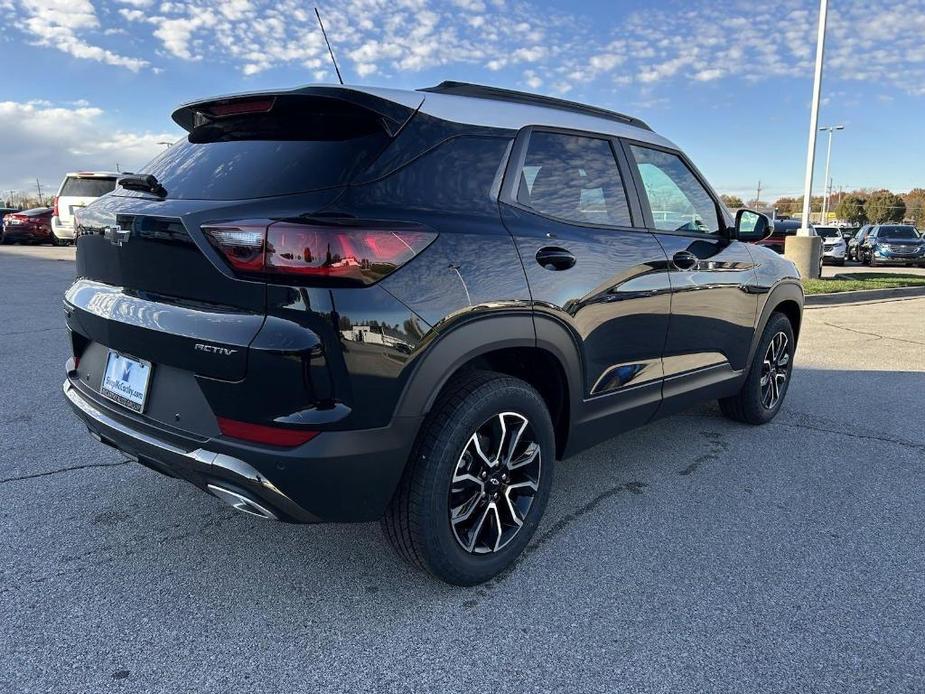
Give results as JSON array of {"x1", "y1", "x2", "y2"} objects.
[
  {"x1": 786, "y1": 0, "x2": 829, "y2": 279},
  {"x1": 819, "y1": 124, "x2": 844, "y2": 220}
]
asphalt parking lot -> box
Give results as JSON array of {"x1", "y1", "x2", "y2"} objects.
[{"x1": 2, "y1": 246, "x2": 924, "y2": 693}]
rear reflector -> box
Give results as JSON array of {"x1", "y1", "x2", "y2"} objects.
[
  {"x1": 217, "y1": 417, "x2": 318, "y2": 447},
  {"x1": 203, "y1": 220, "x2": 435, "y2": 286}
]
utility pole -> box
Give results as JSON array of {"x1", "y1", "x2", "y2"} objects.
[
  {"x1": 786, "y1": 0, "x2": 828, "y2": 279},
  {"x1": 819, "y1": 125, "x2": 844, "y2": 221},
  {"x1": 755, "y1": 180, "x2": 762, "y2": 209},
  {"x1": 35, "y1": 178, "x2": 44, "y2": 206}
]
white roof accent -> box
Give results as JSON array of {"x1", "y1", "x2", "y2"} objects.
[
  {"x1": 344, "y1": 84, "x2": 676, "y2": 149},
  {"x1": 65, "y1": 171, "x2": 121, "y2": 178}
]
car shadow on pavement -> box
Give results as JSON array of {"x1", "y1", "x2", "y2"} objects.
[{"x1": 30, "y1": 365, "x2": 921, "y2": 605}]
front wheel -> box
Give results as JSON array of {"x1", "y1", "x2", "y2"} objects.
[
  {"x1": 719, "y1": 313, "x2": 795, "y2": 425},
  {"x1": 382, "y1": 371, "x2": 554, "y2": 585}
]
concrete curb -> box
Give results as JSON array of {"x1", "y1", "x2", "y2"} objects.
[{"x1": 805, "y1": 284, "x2": 925, "y2": 307}]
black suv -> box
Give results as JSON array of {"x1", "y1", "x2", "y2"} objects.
[{"x1": 64, "y1": 83, "x2": 803, "y2": 585}]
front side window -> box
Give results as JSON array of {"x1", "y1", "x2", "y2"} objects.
[
  {"x1": 516, "y1": 131, "x2": 632, "y2": 227},
  {"x1": 629, "y1": 145, "x2": 720, "y2": 234}
]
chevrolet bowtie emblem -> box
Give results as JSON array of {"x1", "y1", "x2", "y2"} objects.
[{"x1": 103, "y1": 226, "x2": 131, "y2": 246}]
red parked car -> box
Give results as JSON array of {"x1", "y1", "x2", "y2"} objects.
[{"x1": 1, "y1": 207, "x2": 54, "y2": 244}]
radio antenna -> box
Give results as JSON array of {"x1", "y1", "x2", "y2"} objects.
[{"x1": 314, "y1": 7, "x2": 344, "y2": 85}]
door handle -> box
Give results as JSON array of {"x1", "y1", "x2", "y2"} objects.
[
  {"x1": 536, "y1": 246, "x2": 576, "y2": 271},
  {"x1": 671, "y1": 251, "x2": 698, "y2": 271}
]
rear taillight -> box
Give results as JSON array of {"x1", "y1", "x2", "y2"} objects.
[
  {"x1": 203, "y1": 220, "x2": 435, "y2": 286},
  {"x1": 52, "y1": 196, "x2": 58, "y2": 218},
  {"x1": 217, "y1": 417, "x2": 318, "y2": 447}
]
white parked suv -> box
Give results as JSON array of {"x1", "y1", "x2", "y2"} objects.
[
  {"x1": 51, "y1": 172, "x2": 119, "y2": 245},
  {"x1": 815, "y1": 225, "x2": 847, "y2": 266}
]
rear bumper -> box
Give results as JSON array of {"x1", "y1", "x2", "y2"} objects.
[
  {"x1": 64, "y1": 374, "x2": 421, "y2": 523},
  {"x1": 51, "y1": 218, "x2": 75, "y2": 238},
  {"x1": 2, "y1": 225, "x2": 43, "y2": 241}
]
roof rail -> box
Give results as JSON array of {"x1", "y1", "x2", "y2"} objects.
[{"x1": 419, "y1": 81, "x2": 652, "y2": 131}]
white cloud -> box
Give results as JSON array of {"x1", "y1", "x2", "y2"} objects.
[
  {"x1": 4, "y1": 0, "x2": 925, "y2": 99},
  {"x1": 16, "y1": 0, "x2": 148, "y2": 71},
  {"x1": 0, "y1": 100, "x2": 179, "y2": 192},
  {"x1": 522, "y1": 69, "x2": 542, "y2": 90}
]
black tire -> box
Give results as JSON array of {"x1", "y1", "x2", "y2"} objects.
[
  {"x1": 869, "y1": 255, "x2": 878, "y2": 268},
  {"x1": 382, "y1": 370, "x2": 554, "y2": 585},
  {"x1": 50, "y1": 231, "x2": 64, "y2": 247},
  {"x1": 0, "y1": 230, "x2": 8, "y2": 245},
  {"x1": 719, "y1": 313, "x2": 795, "y2": 425}
]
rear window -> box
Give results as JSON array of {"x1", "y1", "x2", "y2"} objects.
[
  {"x1": 138, "y1": 96, "x2": 390, "y2": 201},
  {"x1": 61, "y1": 177, "x2": 117, "y2": 197}
]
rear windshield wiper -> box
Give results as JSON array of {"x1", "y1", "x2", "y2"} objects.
[{"x1": 118, "y1": 173, "x2": 167, "y2": 198}]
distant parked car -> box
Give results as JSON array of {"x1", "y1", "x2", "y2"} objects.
[
  {"x1": 840, "y1": 226, "x2": 859, "y2": 242},
  {"x1": 859, "y1": 225, "x2": 925, "y2": 267},
  {"x1": 847, "y1": 225, "x2": 873, "y2": 262},
  {"x1": 51, "y1": 172, "x2": 119, "y2": 245},
  {"x1": 0, "y1": 207, "x2": 53, "y2": 244},
  {"x1": 754, "y1": 218, "x2": 822, "y2": 273},
  {"x1": 815, "y1": 225, "x2": 847, "y2": 266},
  {"x1": 756, "y1": 217, "x2": 803, "y2": 254}
]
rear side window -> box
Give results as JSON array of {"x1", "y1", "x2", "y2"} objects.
[
  {"x1": 516, "y1": 132, "x2": 632, "y2": 227},
  {"x1": 60, "y1": 177, "x2": 117, "y2": 197},
  {"x1": 629, "y1": 145, "x2": 720, "y2": 234},
  {"x1": 356, "y1": 136, "x2": 510, "y2": 215},
  {"x1": 139, "y1": 96, "x2": 390, "y2": 200}
]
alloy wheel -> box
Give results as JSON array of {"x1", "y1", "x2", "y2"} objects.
[
  {"x1": 449, "y1": 411, "x2": 541, "y2": 554},
  {"x1": 760, "y1": 331, "x2": 790, "y2": 410}
]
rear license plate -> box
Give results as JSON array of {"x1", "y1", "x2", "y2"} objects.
[{"x1": 100, "y1": 351, "x2": 152, "y2": 413}]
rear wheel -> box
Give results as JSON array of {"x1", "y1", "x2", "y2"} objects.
[
  {"x1": 50, "y1": 230, "x2": 65, "y2": 247},
  {"x1": 719, "y1": 313, "x2": 794, "y2": 425},
  {"x1": 382, "y1": 370, "x2": 554, "y2": 585}
]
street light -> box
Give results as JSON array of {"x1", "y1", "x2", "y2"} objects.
[
  {"x1": 785, "y1": 0, "x2": 829, "y2": 279},
  {"x1": 157, "y1": 141, "x2": 173, "y2": 149},
  {"x1": 819, "y1": 124, "x2": 844, "y2": 221}
]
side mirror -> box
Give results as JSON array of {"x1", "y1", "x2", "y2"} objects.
[{"x1": 735, "y1": 209, "x2": 772, "y2": 242}]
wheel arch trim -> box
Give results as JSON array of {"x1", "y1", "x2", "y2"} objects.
[
  {"x1": 747, "y1": 279, "x2": 804, "y2": 368},
  {"x1": 393, "y1": 311, "x2": 583, "y2": 423}
]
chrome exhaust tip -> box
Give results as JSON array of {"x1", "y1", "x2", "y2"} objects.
[{"x1": 206, "y1": 484, "x2": 278, "y2": 520}]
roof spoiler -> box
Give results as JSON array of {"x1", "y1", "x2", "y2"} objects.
[{"x1": 171, "y1": 85, "x2": 423, "y2": 137}]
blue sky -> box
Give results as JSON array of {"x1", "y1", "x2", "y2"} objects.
[{"x1": 1, "y1": 0, "x2": 923, "y2": 202}]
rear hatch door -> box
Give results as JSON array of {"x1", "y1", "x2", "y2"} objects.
[
  {"x1": 68, "y1": 90, "x2": 413, "y2": 381},
  {"x1": 56, "y1": 174, "x2": 117, "y2": 228}
]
